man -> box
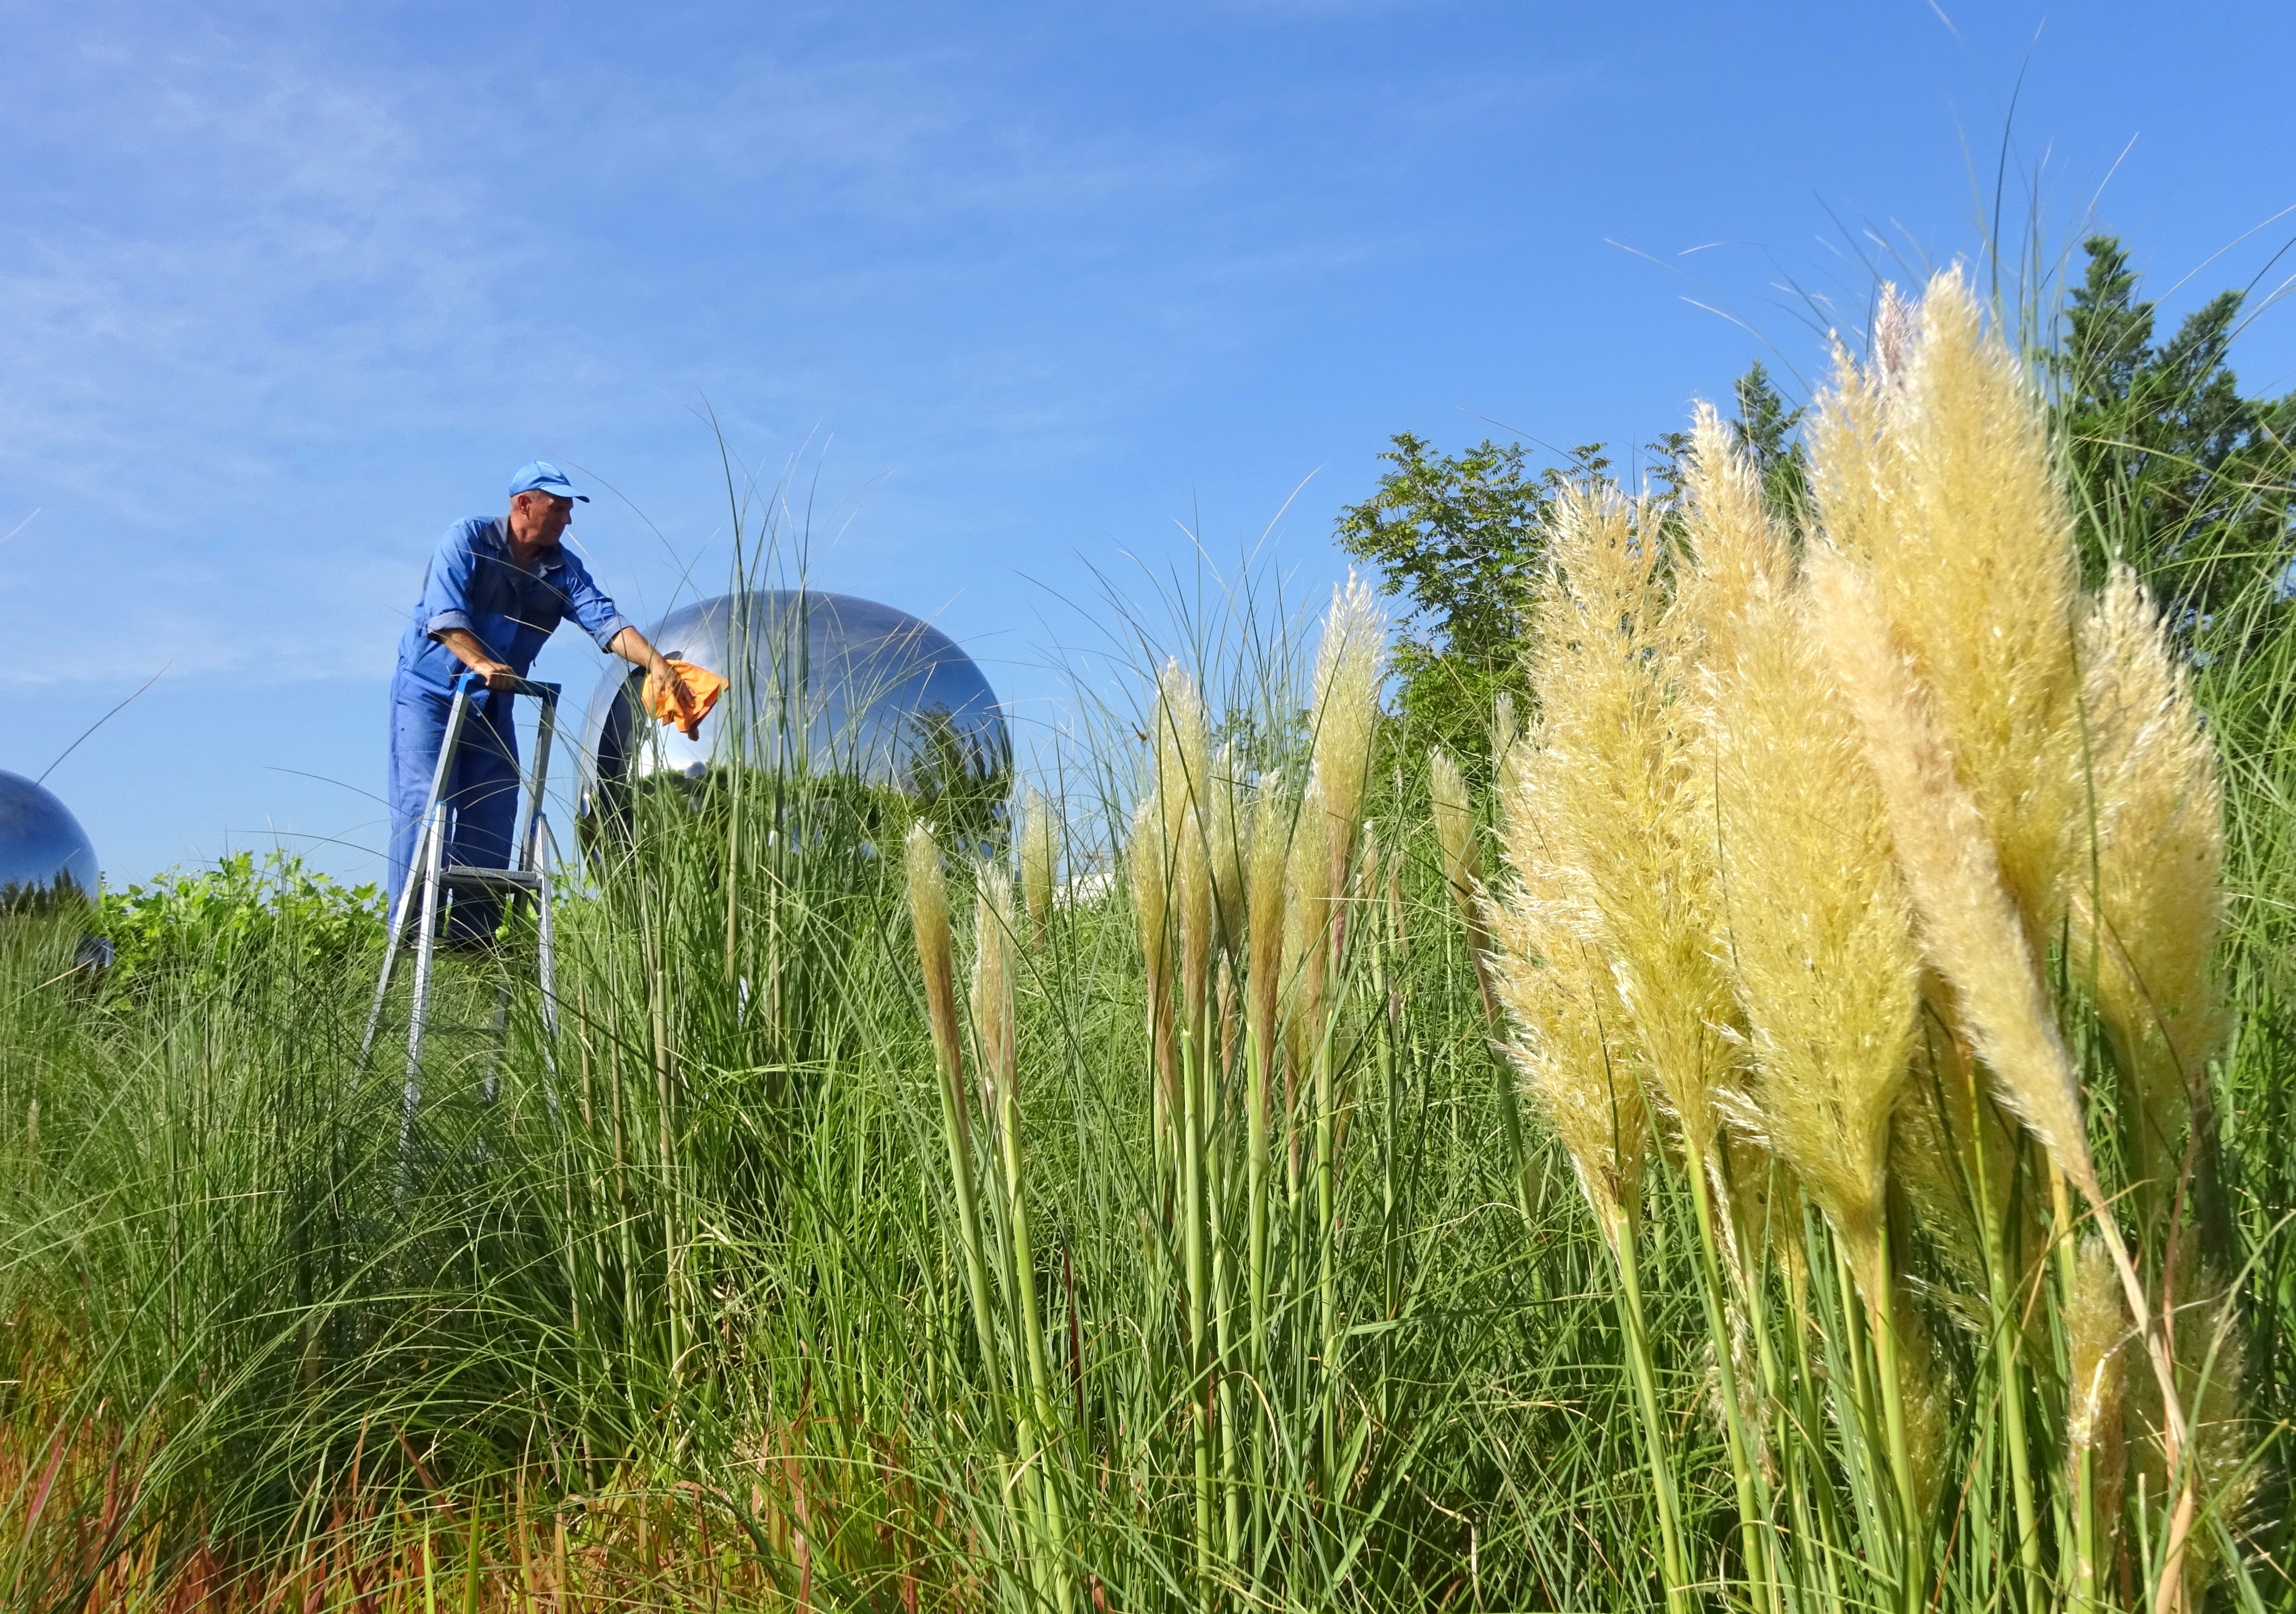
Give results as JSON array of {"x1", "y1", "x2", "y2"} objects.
[{"x1": 388, "y1": 460, "x2": 695, "y2": 944}]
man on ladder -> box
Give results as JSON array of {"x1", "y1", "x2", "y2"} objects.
[{"x1": 387, "y1": 460, "x2": 700, "y2": 948}]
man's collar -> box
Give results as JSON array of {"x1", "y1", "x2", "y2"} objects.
[{"x1": 487, "y1": 517, "x2": 566, "y2": 571}]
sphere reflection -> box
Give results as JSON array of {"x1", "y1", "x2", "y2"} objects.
[
  {"x1": 577, "y1": 591, "x2": 1010, "y2": 837},
  {"x1": 0, "y1": 769, "x2": 101, "y2": 913}
]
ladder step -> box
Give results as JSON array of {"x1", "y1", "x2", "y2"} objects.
[{"x1": 441, "y1": 865, "x2": 543, "y2": 892}]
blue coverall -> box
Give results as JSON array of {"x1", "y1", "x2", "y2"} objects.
[{"x1": 388, "y1": 517, "x2": 632, "y2": 939}]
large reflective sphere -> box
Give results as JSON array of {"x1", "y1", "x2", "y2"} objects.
[
  {"x1": 578, "y1": 591, "x2": 1010, "y2": 830},
  {"x1": 0, "y1": 769, "x2": 100, "y2": 912}
]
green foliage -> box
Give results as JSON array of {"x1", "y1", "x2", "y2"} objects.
[
  {"x1": 1333, "y1": 434, "x2": 1603, "y2": 760},
  {"x1": 2055, "y1": 234, "x2": 2296, "y2": 620},
  {"x1": 1340, "y1": 367, "x2": 1804, "y2": 761},
  {"x1": 1730, "y1": 359, "x2": 1809, "y2": 516},
  {"x1": 96, "y1": 850, "x2": 383, "y2": 991}
]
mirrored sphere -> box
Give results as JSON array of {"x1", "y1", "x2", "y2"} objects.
[
  {"x1": 0, "y1": 769, "x2": 100, "y2": 912},
  {"x1": 578, "y1": 591, "x2": 1010, "y2": 827}
]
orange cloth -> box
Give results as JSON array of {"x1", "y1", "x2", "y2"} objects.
[{"x1": 644, "y1": 659, "x2": 729, "y2": 737}]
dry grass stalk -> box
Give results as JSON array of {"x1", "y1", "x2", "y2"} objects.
[
  {"x1": 1019, "y1": 785, "x2": 1056, "y2": 945},
  {"x1": 2073, "y1": 565, "x2": 2229, "y2": 1197},
  {"x1": 1806, "y1": 269, "x2": 2086, "y2": 951}
]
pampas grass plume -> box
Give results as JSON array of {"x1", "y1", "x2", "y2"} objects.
[
  {"x1": 2066, "y1": 1239, "x2": 2131, "y2": 1467},
  {"x1": 1688, "y1": 422, "x2": 1919, "y2": 1281},
  {"x1": 2075, "y1": 564, "x2": 2230, "y2": 1186},
  {"x1": 1248, "y1": 770, "x2": 1288, "y2": 1076},
  {"x1": 905, "y1": 822, "x2": 962, "y2": 1086},
  {"x1": 1312, "y1": 574, "x2": 1386, "y2": 885},
  {"x1": 1529, "y1": 484, "x2": 1734, "y2": 1164},
  {"x1": 1485, "y1": 732, "x2": 1649, "y2": 1234},
  {"x1": 1430, "y1": 748, "x2": 1478, "y2": 902},
  {"x1": 1019, "y1": 783, "x2": 1056, "y2": 945},
  {"x1": 1807, "y1": 550, "x2": 2102, "y2": 1205},
  {"x1": 971, "y1": 861, "x2": 1018, "y2": 1124},
  {"x1": 1809, "y1": 268, "x2": 2085, "y2": 946},
  {"x1": 1282, "y1": 774, "x2": 1334, "y2": 1071},
  {"x1": 1207, "y1": 742, "x2": 1247, "y2": 961}
]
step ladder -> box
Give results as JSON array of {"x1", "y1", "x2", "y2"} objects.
[{"x1": 359, "y1": 672, "x2": 563, "y2": 1182}]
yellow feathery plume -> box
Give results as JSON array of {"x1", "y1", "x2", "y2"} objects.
[
  {"x1": 904, "y1": 822, "x2": 961, "y2": 1088},
  {"x1": 1807, "y1": 551, "x2": 2099, "y2": 1204},
  {"x1": 1432, "y1": 746, "x2": 1502, "y2": 1022},
  {"x1": 1310, "y1": 573, "x2": 1387, "y2": 889},
  {"x1": 1891, "y1": 1283, "x2": 1952, "y2": 1525},
  {"x1": 1282, "y1": 774, "x2": 1333, "y2": 1078},
  {"x1": 1484, "y1": 725, "x2": 1648, "y2": 1236},
  {"x1": 1129, "y1": 792, "x2": 1177, "y2": 1129},
  {"x1": 1176, "y1": 813, "x2": 1213, "y2": 1042},
  {"x1": 1356, "y1": 819, "x2": 1383, "y2": 925},
  {"x1": 2066, "y1": 1238, "x2": 2131, "y2": 1479},
  {"x1": 1019, "y1": 783, "x2": 1056, "y2": 945},
  {"x1": 2074, "y1": 564, "x2": 2230, "y2": 1199},
  {"x1": 1247, "y1": 770, "x2": 1289, "y2": 1084},
  {"x1": 1812, "y1": 542, "x2": 2207, "y2": 1493},
  {"x1": 1155, "y1": 658, "x2": 1210, "y2": 848},
  {"x1": 1528, "y1": 484, "x2": 1734, "y2": 1169},
  {"x1": 1429, "y1": 748, "x2": 1478, "y2": 902},
  {"x1": 1703, "y1": 578, "x2": 1921, "y2": 1285},
  {"x1": 1206, "y1": 742, "x2": 1247, "y2": 961},
  {"x1": 1807, "y1": 268, "x2": 2086, "y2": 949},
  {"x1": 1673, "y1": 401, "x2": 1793, "y2": 667},
  {"x1": 2066, "y1": 1237, "x2": 2131, "y2": 1599},
  {"x1": 1490, "y1": 690, "x2": 1522, "y2": 799},
  {"x1": 1153, "y1": 660, "x2": 1214, "y2": 1033},
  {"x1": 971, "y1": 861, "x2": 1018, "y2": 1132}
]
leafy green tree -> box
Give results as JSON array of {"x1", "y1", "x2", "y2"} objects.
[
  {"x1": 1337, "y1": 365, "x2": 1800, "y2": 760},
  {"x1": 1333, "y1": 435, "x2": 1606, "y2": 761},
  {"x1": 2054, "y1": 235, "x2": 2296, "y2": 623},
  {"x1": 1730, "y1": 360, "x2": 1808, "y2": 519}
]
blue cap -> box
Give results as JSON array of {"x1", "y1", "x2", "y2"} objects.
[{"x1": 507, "y1": 460, "x2": 590, "y2": 503}]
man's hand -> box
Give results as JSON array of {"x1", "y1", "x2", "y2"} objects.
[
  {"x1": 434, "y1": 628, "x2": 520, "y2": 691},
  {"x1": 650, "y1": 655, "x2": 702, "y2": 739},
  {"x1": 608, "y1": 626, "x2": 702, "y2": 738}
]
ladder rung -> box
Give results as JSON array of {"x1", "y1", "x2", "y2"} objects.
[{"x1": 441, "y1": 865, "x2": 543, "y2": 892}]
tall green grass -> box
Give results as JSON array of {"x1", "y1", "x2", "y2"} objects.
[{"x1": 1, "y1": 259, "x2": 2291, "y2": 1614}]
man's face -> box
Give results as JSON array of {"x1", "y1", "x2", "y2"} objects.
[{"x1": 511, "y1": 490, "x2": 574, "y2": 546}]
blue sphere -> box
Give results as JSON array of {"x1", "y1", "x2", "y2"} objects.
[
  {"x1": 578, "y1": 590, "x2": 1010, "y2": 828},
  {"x1": 0, "y1": 770, "x2": 100, "y2": 912}
]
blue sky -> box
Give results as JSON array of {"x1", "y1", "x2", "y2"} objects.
[{"x1": 6, "y1": 0, "x2": 2294, "y2": 887}]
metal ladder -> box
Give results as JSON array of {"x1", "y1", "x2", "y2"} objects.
[{"x1": 359, "y1": 672, "x2": 563, "y2": 1181}]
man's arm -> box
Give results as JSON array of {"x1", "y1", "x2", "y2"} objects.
[
  {"x1": 608, "y1": 627, "x2": 702, "y2": 738},
  {"x1": 433, "y1": 627, "x2": 520, "y2": 692}
]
